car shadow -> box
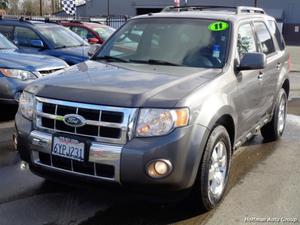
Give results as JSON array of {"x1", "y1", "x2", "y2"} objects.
[{"x1": 0, "y1": 104, "x2": 18, "y2": 122}]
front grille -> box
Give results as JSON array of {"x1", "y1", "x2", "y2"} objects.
[
  {"x1": 35, "y1": 97, "x2": 138, "y2": 144},
  {"x1": 38, "y1": 152, "x2": 114, "y2": 178}
]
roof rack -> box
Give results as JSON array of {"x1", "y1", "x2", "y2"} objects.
[
  {"x1": 162, "y1": 5, "x2": 265, "y2": 15},
  {"x1": 0, "y1": 15, "x2": 105, "y2": 24}
]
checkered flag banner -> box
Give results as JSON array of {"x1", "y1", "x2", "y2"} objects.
[{"x1": 61, "y1": 0, "x2": 76, "y2": 15}]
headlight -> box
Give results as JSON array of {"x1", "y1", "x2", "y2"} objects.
[
  {"x1": 19, "y1": 91, "x2": 36, "y2": 120},
  {"x1": 0, "y1": 68, "x2": 37, "y2": 81},
  {"x1": 136, "y1": 108, "x2": 189, "y2": 137}
]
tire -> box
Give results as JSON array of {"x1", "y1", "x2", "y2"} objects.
[
  {"x1": 261, "y1": 89, "x2": 287, "y2": 141},
  {"x1": 192, "y1": 125, "x2": 232, "y2": 210}
]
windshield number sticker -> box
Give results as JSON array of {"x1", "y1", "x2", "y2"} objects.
[{"x1": 208, "y1": 22, "x2": 229, "y2": 31}]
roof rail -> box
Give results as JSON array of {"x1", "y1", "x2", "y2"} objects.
[
  {"x1": 237, "y1": 6, "x2": 265, "y2": 14},
  {"x1": 162, "y1": 5, "x2": 237, "y2": 12},
  {"x1": 0, "y1": 14, "x2": 106, "y2": 24},
  {"x1": 162, "y1": 5, "x2": 265, "y2": 15}
]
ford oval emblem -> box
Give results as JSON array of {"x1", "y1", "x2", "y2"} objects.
[{"x1": 63, "y1": 114, "x2": 86, "y2": 128}]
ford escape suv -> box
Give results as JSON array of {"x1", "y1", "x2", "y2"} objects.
[{"x1": 15, "y1": 6, "x2": 290, "y2": 210}]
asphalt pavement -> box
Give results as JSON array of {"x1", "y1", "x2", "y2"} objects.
[{"x1": 0, "y1": 72, "x2": 299, "y2": 225}]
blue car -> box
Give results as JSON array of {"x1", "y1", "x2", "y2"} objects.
[
  {"x1": 0, "y1": 18, "x2": 94, "y2": 65},
  {"x1": 0, "y1": 33, "x2": 68, "y2": 104}
]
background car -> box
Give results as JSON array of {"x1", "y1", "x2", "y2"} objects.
[
  {"x1": 0, "y1": 18, "x2": 95, "y2": 65},
  {"x1": 60, "y1": 21, "x2": 116, "y2": 44},
  {"x1": 0, "y1": 33, "x2": 68, "y2": 104}
]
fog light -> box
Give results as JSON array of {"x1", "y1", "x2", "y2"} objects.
[{"x1": 146, "y1": 159, "x2": 173, "y2": 178}]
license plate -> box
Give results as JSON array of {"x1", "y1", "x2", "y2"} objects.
[{"x1": 52, "y1": 136, "x2": 85, "y2": 162}]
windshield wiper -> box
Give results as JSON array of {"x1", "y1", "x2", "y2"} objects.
[
  {"x1": 130, "y1": 59, "x2": 182, "y2": 66},
  {"x1": 55, "y1": 45, "x2": 68, "y2": 49},
  {"x1": 55, "y1": 44, "x2": 86, "y2": 49},
  {"x1": 95, "y1": 55, "x2": 129, "y2": 63}
]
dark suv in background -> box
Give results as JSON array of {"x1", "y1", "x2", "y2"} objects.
[
  {"x1": 15, "y1": 6, "x2": 290, "y2": 210},
  {"x1": 0, "y1": 18, "x2": 94, "y2": 65}
]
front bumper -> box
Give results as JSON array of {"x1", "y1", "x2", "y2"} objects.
[{"x1": 16, "y1": 112, "x2": 210, "y2": 192}]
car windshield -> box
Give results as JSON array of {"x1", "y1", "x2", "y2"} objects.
[
  {"x1": 93, "y1": 27, "x2": 115, "y2": 41},
  {"x1": 38, "y1": 25, "x2": 89, "y2": 49},
  {"x1": 0, "y1": 33, "x2": 17, "y2": 50},
  {"x1": 96, "y1": 18, "x2": 230, "y2": 68}
]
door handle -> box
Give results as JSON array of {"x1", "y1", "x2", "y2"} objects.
[
  {"x1": 276, "y1": 62, "x2": 281, "y2": 69},
  {"x1": 258, "y1": 72, "x2": 264, "y2": 80}
]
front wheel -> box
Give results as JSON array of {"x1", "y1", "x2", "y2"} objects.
[
  {"x1": 261, "y1": 89, "x2": 287, "y2": 141},
  {"x1": 192, "y1": 125, "x2": 232, "y2": 210}
]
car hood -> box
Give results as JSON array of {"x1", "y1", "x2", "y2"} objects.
[
  {"x1": 26, "y1": 60, "x2": 222, "y2": 108},
  {"x1": 0, "y1": 49, "x2": 67, "y2": 71},
  {"x1": 48, "y1": 45, "x2": 92, "y2": 65}
]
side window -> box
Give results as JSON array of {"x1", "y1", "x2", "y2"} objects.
[
  {"x1": 254, "y1": 22, "x2": 276, "y2": 55},
  {"x1": 237, "y1": 23, "x2": 257, "y2": 58},
  {"x1": 267, "y1": 20, "x2": 285, "y2": 51},
  {"x1": 14, "y1": 26, "x2": 41, "y2": 47},
  {"x1": 71, "y1": 26, "x2": 95, "y2": 40},
  {"x1": 0, "y1": 25, "x2": 14, "y2": 40}
]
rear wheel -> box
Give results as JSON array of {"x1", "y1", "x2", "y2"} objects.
[
  {"x1": 261, "y1": 89, "x2": 287, "y2": 141},
  {"x1": 193, "y1": 125, "x2": 231, "y2": 210}
]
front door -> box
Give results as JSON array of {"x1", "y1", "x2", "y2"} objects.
[{"x1": 235, "y1": 22, "x2": 263, "y2": 137}]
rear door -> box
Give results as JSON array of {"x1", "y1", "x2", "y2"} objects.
[
  {"x1": 235, "y1": 22, "x2": 263, "y2": 137},
  {"x1": 253, "y1": 21, "x2": 281, "y2": 115}
]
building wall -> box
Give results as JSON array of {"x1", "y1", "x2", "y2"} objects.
[{"x1": 55, "y1": 0, "x2": 300, "y2": 44}]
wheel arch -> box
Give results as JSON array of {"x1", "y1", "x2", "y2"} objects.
[
  {"x1": 282, "y1": 79, "x2": 290, "y2": 98},
  {"x1": 205, "y1": 106, "x2": 237, "y2": 152}
]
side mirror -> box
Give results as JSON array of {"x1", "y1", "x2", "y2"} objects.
[
  {"x1": 88, "y1": 38, "x2": 99, "y2": 44},
  {"x1": 238, "y1": 52, "x2": 266, "y2": 71},
  {"x1": 31, "y1": 40, "x2": 44, "y2": 48}
]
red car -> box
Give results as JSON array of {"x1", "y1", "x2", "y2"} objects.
[{"x1": 60, "y1": 21, "x2": 115, "y2": 44}]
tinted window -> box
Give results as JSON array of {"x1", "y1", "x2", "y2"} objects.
[
  {"x1": 0, "y1": 25, "x2": 14, "y2": 40},
  {"x1": 237, "y1": 23, "x2": 257, "y2": 57},
  {"x1": 14, "y1": 26, "x2": 41, "y2": 47},
  {"x1": 254, "y1": 22, "x2": 276, "y2": 55},
  {"x1": 98, "y1": 19, "x2": 231, "y2": 68},
  {"x1": 267, "y1": 20, "x2": 285, "y2": 51}
]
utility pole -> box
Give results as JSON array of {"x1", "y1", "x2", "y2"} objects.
[
  {"x1": 254, "y1": 0, "x2": 258, "y2": 7},
  {"x1": 107, "y1": 0, "x2": 110, "y2": 16},
  {"x1": 39, "y1": 0, "x2": 43, "y2": 16},
  {"x1": 52, "y1": 0, "x2": 55, "y2": 14}
]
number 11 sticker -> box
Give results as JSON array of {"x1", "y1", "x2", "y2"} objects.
[{"x1": 208, "y1": 21, "x2": 229, "y2": 31}]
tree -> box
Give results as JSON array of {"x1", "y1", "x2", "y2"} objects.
[
  {"x1": 0, "y1": 0, "x2": 9, "y2": 9},
  {"x1": 7, "y1": 0, "x2": 19, "y2": 15},
  {"x1": 22, "y1": 0, "x2": 40, "y2": 16}
]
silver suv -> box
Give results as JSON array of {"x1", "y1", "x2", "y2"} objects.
[{"x1": 15, "y1": 6, "x2": 290, "y2": 210}]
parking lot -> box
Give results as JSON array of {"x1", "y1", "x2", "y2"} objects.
[{"x1": 0, "y1": 69, "x2": 299, "y2": 225}]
